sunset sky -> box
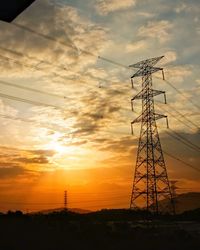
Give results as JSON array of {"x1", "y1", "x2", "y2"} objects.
[{"x1": 0, "y1": 0, "x2": 199, "y2": 212}]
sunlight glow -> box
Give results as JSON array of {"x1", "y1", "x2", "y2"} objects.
[{"x1": 50, "y1": 142, "x2": 67, "y2": 154}]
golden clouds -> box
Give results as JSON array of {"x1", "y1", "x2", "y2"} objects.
[
  {"x1": 138, "y1": 20, "x2": 173, "y2": 43},
  {"x1": 95, "y1": 0, "x2": 136, "y2": 15}
]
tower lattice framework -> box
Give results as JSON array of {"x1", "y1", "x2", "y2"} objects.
[{"x1": 129, "y1": 56, "x2": 174, "y2": 214}]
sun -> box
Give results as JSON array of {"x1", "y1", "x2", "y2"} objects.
[
  {"x1": 48, "y1": 141, "x2": 67, "y2": 154},
  {"x1": 43, "y1": 132, "x2": 70, "y2": 155}
]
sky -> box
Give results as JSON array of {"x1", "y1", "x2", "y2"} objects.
[{"x1": 0, "y1": 0, "x2": 199, "y2": 212}]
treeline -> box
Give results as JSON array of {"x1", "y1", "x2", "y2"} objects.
[{"x1": 1, "y1": 207, "x2": 200, "y2": 221}]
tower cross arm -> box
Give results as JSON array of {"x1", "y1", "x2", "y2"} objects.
[
  {"x1": 131, "y1": 89, "x2": 166, "y2": 111},
  {"x1": 154, "y1": 113, "x2": 169, "y2": 128},
  {"x1": 152, "y1": 89, "x2": 165, "y2": 97},
  {"x1": 131, "y1": 67, "x2": 163, "y2": 78},
  {"x1": 131, "y1": 114, "x2": 142, "y2": 124},
  {"x1": 129, "y1": 56, "x2": 164, "y2": 68},
  {"x1": 131, "y1": 89, "x2": 144, "y2": 101},
  {"x1": 154, "y1": 113, "x2": 167, "y2": 120},
  {"x1": 152, "y1": 89, "x2": 167, "y2": 103},
  {"x1": 131, "y1": 113, "x2": 143, "y2": 134},
  {"x1": 132, "y1": 89, "x2": 165, "y2": 101}
]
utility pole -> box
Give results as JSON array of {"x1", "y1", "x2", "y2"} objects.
[
  {"x1": 64, "y1": 190, "x2": 68, "y2": 211},
  {"x1": 129, "y1": 56, "x2": 175, "y2": 214}
]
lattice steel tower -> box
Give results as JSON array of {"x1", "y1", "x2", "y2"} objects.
[
  {"x1": 129, "y1": 56, "x2": 174, "y2": 214},
  {"x1": 64, "y1": 190, "x2": 68, "y2": 210}
]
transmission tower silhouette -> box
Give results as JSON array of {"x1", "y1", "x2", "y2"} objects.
[
  {"x1": 64, "y1": 190, "x2": 68, "y2": 210},
  {"x1": 170, "y1": 180, "x2": 178, "y2": 214},
  {"x1": 129, "y1": 56, "x2": 175, "y2": 214}
]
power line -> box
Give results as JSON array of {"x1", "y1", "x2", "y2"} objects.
[
  {"x1": 0, "y1": 54, "x2": 73, "y2": 84},
  {"x1": 1, "y1": 196, "x2": 130, "y2": 206},
  {"x1": 163, "y1": 150, "x2": 200, "y2": 173},
  {"x1": 0, "y1": 112, "x2": 130, "y2": 137},
  {"x1": 1, "y1": 106, "x2": 194, "y2": 179},
  {"x1": 0, "y1": 113, "x2": 69, "y2": 134},
  {"x1": 12, "y1": 22, "x2": 78, "y2": 53},
  {"x1": 0, "y1": 54, "x2": 43, "y2": 71},
  {"x1": 0, "y1": 92, "x2": 65, "y2": 111},
  {"x1": 0, "y1": 25, "x2": 198, "y2": 177},
  {"x1": 156, "y1": 102, "x2": 199, "y2": 131},
  {"x1": 8, "y1": 19, "x2": 200, "y2": 113},
  {"x1": 169, "y1": 128, "x2": 200, "y2": 152},
  {"x1": 167, "y1": 112, "x2": 195, "y2": 131},
  {"x1": 0, "y1": 53, "x2": 84, "y2": 87},
  {"x1": 97, "y1": 56, "x2": 129, "y2": 69},
  {"x1": 0, "y1": 80, "x2": 67, "y2": 100},
  {"x1": 2, "y1": 186, "x2": 200, "y2": 208},
  {"x1": 168, "y1": 104, "x2": 199, "y2": 129},
  {"x1": 0, "y1": 43, "x2": 129, "y2": 88},
  {"x1": 169, "y1": 110, "x2": 199, "y2": 131},
  {"x1": 1, "y1": 202, "x2": 128, "y2": 210},
  {"x1": 0, "y1": 46, "x2": 69, "y2": 73},
  {"x1": 0, "y1": 53, "x2": 120, "y2": 89},
  {"x1": 11, "y1": 22, "x2": 130, "y2": 70},
  {"x1": 0, "y1": 93, "x2": 200, "y2": 178},
  {"x1": 166, "y1": 130, "x2": 200, "y2": 154},
  {"x1": 155, "y1": 76, "x2": 200, "y2": 110},
  {"x1": 165, "y1": 79, "x2": 200, "y2": 110},
  {"x1": 0, "y1": 113, "x2": 33, "y2": 124}
]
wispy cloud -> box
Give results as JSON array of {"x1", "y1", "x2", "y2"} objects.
[
  {"x1": 0, "y1": 0, "x2": 108, "y2": 79},
  {"x1": 0, "y1": 146, "x2": 56, "y2": 179},
  {"x1": 138, "y1": 20, "x2": 173, "y2": 43},
  {"x1": 165, "y1": 65, "x2": 192, "y2": 83},
  {"x1": 126, "y1": 40, "x2": 148, "y2": 53},
  {"x1": 95, "y1": 0, "x2": 136, "y2": 15}
]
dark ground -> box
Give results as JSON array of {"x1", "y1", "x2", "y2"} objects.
[{"x1": 0, "y1": 209, "x2": 200, "y2": 250}]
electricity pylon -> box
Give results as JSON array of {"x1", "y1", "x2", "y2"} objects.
[
  {"x1": 170, "y1": 180, "x2": 178, "y2": 214},
  {"x1": 129, "y1": 56, "x2": 175, "y2": 214},
  {"x1": 64, "y1": 190, "x2": 68, "y2": 210}
]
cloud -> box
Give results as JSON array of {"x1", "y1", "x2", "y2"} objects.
[
  {"x1": 161, "y1": 130, "x2": 200, "y2": 157},
  {"x1": 95, "y1": 0, "x2": 136, "y2": 15},
  {"x1": 175, "y1": 3, "x2": 187, "y2": 14},
  {"x1": 137, "y1": 12, "x2": 155, "y2": 18},
  {"x1": 0, "y1": 0, "x2": 113, "y2": 157},
  {"x1": 126, "y1": 40, "x2": 148, "y2": 53},
  {"x1": 0, "y1": 146, "x2": 56, "y2": 173},
  {"x1": 98, "y1": 135, "x2": 137, "y2": 153},
  {"x1": 66, "y1": 84, "x2": 124, "y2": 138},
  {"x1": 0, "y1": 99, "x2": 18, "y2": 116},
  {"x1": 29, "y1": 149, "x2": 55, "y2": 157},
  {"x1": 138, "y1": 20, "x2": 173, "y2": 43},
  {"x1": 15, "y1": 156, "x2": 49, "y2": 164},
  {"x1": 0, "y1": 0, "x2": 108, "y2": 78},
  {"x1": 175, "y1": 2, "x2": 200, "y2": 14},
  {"x1": 161, "y1": 51, "x2": 177, "y2": 65},
  {"x1": 0, "y1": 166, "x2": 28, "y2": 179},
  {"x1": 165, "y1": 65, "x2": 192, "y2": 83},
  {"x1": 196, "y1": 27, "x2": 200, "y2": 35}
]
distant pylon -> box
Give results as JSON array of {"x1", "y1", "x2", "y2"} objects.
[
  {"x1": 64, "y1": 190, "x2": 68, "y2": 210},
  {"x1": 129, "y1": 56, "x2": 175, "y2": 214},
  {"x1": 170, "y1": 180, "x2": 178, "y2": 214}
]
